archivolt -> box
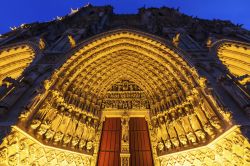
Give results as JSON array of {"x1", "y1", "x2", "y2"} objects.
[
  {"x1": 50, "y1": 30, "x2": 199, "y2": 112},
  {"x1": 69, "y1": 50, "x2": 183, "y2": 99}
]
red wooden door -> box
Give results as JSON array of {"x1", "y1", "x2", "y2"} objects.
[
  {"x1": 98, "y1": 118, "x2": 121, "y2": 166},
  {"x1": 129, "y1": 118, "x2": 154, "y2": 166}
]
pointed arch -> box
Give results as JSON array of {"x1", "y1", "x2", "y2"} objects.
[
  {"x1": 50, "y1": 29, "x2": 199, "y2": 112},
  {"x1": 17, "y1": 29, "x2": 230, "y2": 160}
]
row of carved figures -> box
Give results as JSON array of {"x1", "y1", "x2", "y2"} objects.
[
  {"x1": 102, "y1": 99, "x2": 150, "y2": 109},
  {"x1": 27, "y1": 97, "x2": 100, "y2": 153},
  {"x1": 151, "y1": 99, "x2": 225, "y2": 153},
  {"x1": 63, "y1": 91, "x2": 102, "y2": 117},
  {"x1": 62, "y1": 89, "x2": 150, "y2": 112},
  {"x1": 150, "y1": 90, "x2": 186, "y2": 116},
  {"x1": 105, "y1": 91, "x2": 145, "y2": 99},
  {"x1": 110, "y1": 83, "x2": 142, "y2": 91}
]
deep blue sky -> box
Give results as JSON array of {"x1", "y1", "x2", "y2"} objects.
[{"x1": 1, "y1": 0, "x2": 249, "y2": 34}]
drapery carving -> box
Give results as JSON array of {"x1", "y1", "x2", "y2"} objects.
[{"x1": 152, "y1": 92, "x2": 226, "y2": 154}]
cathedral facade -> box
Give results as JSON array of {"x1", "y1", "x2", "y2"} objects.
[{"x1": 0, "y1": 5, "x2": 250, "y2": 166}]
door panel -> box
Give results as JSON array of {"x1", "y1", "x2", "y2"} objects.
[
  {"x1": 129, "y1": 118, "x2": 153, "y2": 166},
  {"x1": 98, "y1": 118, "x2": 121, "y2": 166}
]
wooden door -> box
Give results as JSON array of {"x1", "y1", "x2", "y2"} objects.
[
  {"x1": 129, "y1": 117, "x2": 153, "y2": 166},
  {"x1": 98, "y1": 118, "x2": 121, "y2": 166}
]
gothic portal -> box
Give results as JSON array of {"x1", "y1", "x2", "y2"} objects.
[{"x1": 0, "y1": 5, "x2": 250, "y2": 166}]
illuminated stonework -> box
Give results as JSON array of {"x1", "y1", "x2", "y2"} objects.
[
  {"x1": 0, "y1": 5, "x2": 250, "y2": 166},
  {"x1": 158, "y1": 126, "x2": 250, "y2": 166},
  {"x1": 0, "y1": 42, "x2": 41, "y2": 85},
  {"x1": 214, "y1": 40, "x2": 250, "y2": 86},
  {"x1": 0, "y1": 126, "x2": 93, "y2": 166}
]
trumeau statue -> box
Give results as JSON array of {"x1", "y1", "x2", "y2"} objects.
[
  {"x1": 121, "y1": 112, "x2": 129, "y2": 143},
  {"x1": 0, "y1": 4, "x2": 250, "y2": 166}
]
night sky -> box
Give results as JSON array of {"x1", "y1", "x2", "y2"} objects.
[{"x1": 1, "y1": 0, "x2": 249, "y2": 34}]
